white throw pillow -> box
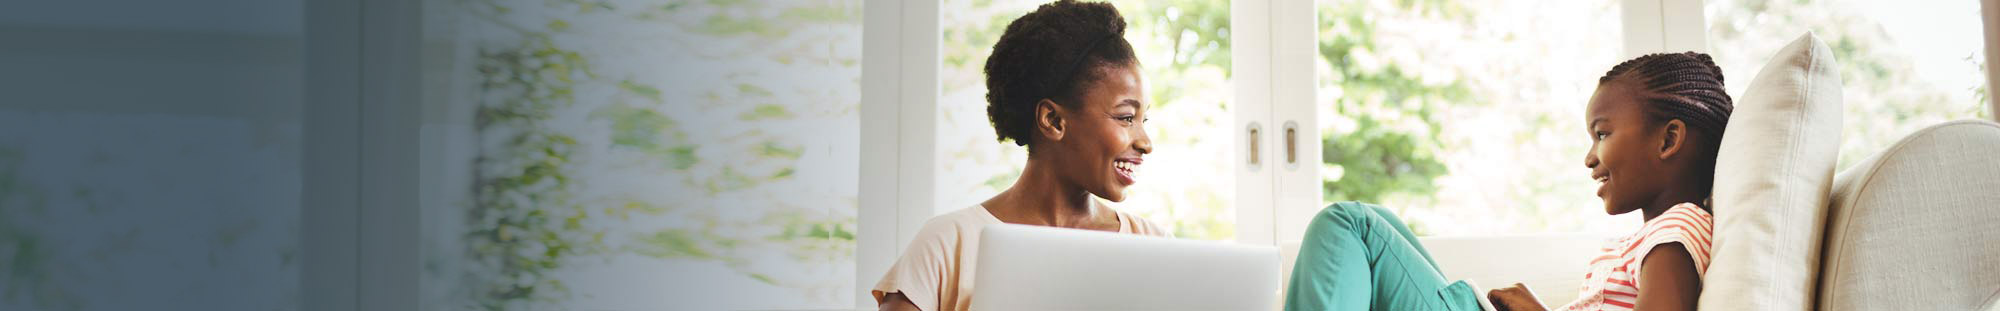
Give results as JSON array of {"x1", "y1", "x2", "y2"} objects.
[{"x1": 1699, "y1": 32, "x2": 1844, "y2": 311}]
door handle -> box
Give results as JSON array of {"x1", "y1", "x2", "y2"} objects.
[
  {"x1": 1247, "y1": 123, "x2": 1263, "y2": 170},
  {"x1": 1282, "y1": 121, "x2": 1300, "y2": 169},
  {"x1": 1285, "y1": 125, "x2": 1297, "y2": 165}
]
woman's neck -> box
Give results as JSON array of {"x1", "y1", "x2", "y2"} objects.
[{"x1": 987, "y1": 157, "x2": 1102, "y2": 227}]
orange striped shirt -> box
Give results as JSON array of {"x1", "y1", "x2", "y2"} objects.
[{"x1": 1555, "y1": 203, "x2": 1713, "y2": 311}]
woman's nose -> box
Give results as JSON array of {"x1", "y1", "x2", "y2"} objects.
[
  {"x1": 1133, "y1": 127, "x2": 1153, "y2": 154},
  {"x1": 1582, "y1": 151, "x2": 1598, "y2": 169}
]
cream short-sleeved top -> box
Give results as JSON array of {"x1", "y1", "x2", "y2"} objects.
[{"x1": 870, "y1": 205, "x2": 1170, "y2": 311}]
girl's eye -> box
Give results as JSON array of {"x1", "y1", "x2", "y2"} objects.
[{"x1": 1594, "y1": 132, "x2": 1609, "y2": 141}]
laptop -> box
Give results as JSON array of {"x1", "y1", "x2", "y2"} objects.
[{"x1": 969, "y1": 223, "x2": 1281, "y2": 311}]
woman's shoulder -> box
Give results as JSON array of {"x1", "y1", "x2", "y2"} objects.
[
  {"x1": 914, "y1": 205, "x2": 1003, "y2": 236},
  {"x1": 1113, "y1": 209, "x2": 1172, "y2": 237}
]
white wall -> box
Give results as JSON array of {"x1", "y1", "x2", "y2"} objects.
[{"x1": 0, "y1": 1, "x2": 306, "y2": 309}]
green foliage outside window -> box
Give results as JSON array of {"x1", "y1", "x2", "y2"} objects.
[{"x1": 448, "y1": 0, "x2": 861, "y2": 309}]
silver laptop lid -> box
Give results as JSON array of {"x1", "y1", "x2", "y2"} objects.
[{"x1": 969, "y1": 223, "x2": 1279, "y2": 311}]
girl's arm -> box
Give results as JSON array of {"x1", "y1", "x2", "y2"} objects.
[{"x1": 1634, "y1": 243, "x2": 1702, "y2": 311}]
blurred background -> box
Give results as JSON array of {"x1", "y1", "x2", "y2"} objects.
[{"x1": 0, "y1": 0, "x2": 1989, "y2": 310}]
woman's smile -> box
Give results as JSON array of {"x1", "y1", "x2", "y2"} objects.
[{"x1": 1113, "y1": 157, "x2": 1143, "y2": 185}]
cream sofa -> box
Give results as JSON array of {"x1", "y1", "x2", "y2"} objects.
[{"x1": 1815, "y1": 119, "x2": 2000, "y2": 310}]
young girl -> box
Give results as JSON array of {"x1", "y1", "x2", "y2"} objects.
[{"x1": 1286, "y1": 52, "x2": 1733, "y2": 311}]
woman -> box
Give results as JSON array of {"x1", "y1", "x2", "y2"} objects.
[
  {"x1": 1287, "y1": 52, "x2": 1733, "y2": 311},
  {"x1": 871, "y1": 1, "x2": 1169, "y2": 311}
]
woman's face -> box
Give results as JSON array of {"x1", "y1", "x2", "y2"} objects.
[
  {"x1": 1052, "y1": 65, "x2": 1152, "y2": 202},
  {"x1": 1583, "y1": 81, "x2": 1668, "y2": 215}
]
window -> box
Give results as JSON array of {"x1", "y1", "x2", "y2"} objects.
[
  {"x1": 937, "y1": 0, "x2": 1237, "y2": 240},
  {"x1": 421, "y1": 0, "x2": 863, "y2": 309},
  {"x1": 1311, "y1": 0, "x2": 1638, "y2": 236},
  {"x1": 1707, "y1": 0, "x2": 1991, "y2": 168}
]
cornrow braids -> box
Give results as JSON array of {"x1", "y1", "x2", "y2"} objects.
[{"x1": 1599, "y1": 52, "x2": 1734, "y2": 143}]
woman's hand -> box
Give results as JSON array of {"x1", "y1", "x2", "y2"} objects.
[
  {"x1": 1487, "y1": 283, "x2": 1549, "y2": 311},
  {"x1": 878, "y1": 292, "x2": 921, "y2": 311}
]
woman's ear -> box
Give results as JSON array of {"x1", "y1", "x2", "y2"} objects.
[
  {"x1": 1657, "y1": 119, "x2": 1686, "y2": 160},
  {"x1": 1035, "y1": 99, "x2": 1066, "y2": 143}
]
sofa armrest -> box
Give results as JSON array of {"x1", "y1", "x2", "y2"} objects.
[{"x1": 1819, "y1": 120, "x2": 2000, "y2": 310}]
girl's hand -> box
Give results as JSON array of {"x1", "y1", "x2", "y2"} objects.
[{"x1": 1487, "y1": 283, "x2": 1549, "y2": 311}]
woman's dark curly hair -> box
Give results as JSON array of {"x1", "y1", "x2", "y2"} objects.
[{"x1": 984, "y1": 0, "x2": 1139, "y2": 147}]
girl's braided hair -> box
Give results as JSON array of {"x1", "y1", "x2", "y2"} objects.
[{"x1": 1599, "y1": 52, "x2": 1734, "y2": 149}]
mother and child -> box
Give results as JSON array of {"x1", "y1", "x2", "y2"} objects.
[{"x1": 871, "y1": 1, "x2": 1734, "y2": 310}]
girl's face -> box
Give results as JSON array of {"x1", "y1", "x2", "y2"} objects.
[
  {"x1": 1047, "y1": 65, "x2": 1152, "y2": 202},
  {"x1": 1582, "y1": 81, "x2": 1670, "y2": 215}
]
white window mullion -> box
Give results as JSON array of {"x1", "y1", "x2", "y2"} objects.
[
  {"x1": 1257, "y1": 1, "x2": 1319, "y2": 307},
  {"x1": 1270, "y1": 0, "x2": 1322, "y2": 248},
  {"x1": 1621, "y1": 0, "x2": 1665, "y2": 58},
  {"x1": 1624, "y1": 0, "x2": 1707, "y2": 58},
  {"x1": 858, "y1": 0, "x2": 939, "y2": 308},
  {"x1": 1660, "y1": 0, "x2": 1708, "y2": 53},
  {"x1": 1232, "y1": 0, "x2": 1319, "y2": 250},
  {"x1": 896, "y1": 0, "x2": 941, "y2": 251},
  {"x1": 1232, "y1": 0, "x2": 1277, "y2": 248},
  {"x1": 856, "y1": 0, "x2": 900, "y2": 308}
]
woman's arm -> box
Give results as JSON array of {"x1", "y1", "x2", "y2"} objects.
[
  {"x1": 878, "y1": 292, "x2": 921, "y2": 311},
  {"x1": 1633, "y1": 243, "x2": 1701, "y2": 311}
]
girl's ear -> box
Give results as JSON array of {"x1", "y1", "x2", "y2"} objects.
[
  {"x1": 1658, "y1": 119, "x2": 1686, "y2": 160},
  {"x1": 1035, "y1": 99, "x2": 1066, "y2": 143}
]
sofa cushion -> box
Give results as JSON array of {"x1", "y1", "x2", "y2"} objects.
[
  {"x1": 1820, "y1": 120, "x2": 2000, "y2": 310},
  {"x1": 1699, "y1": 32, "x2": 1845, "y2": 311}
]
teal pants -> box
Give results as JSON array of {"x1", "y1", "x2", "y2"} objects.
[{"x1": 1284, "y1": 202, "x2": 1484, "y2": 311}]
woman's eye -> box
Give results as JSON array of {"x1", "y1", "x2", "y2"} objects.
[
  {"x1": 1594, "y1": 132, "x2": 1609, "y2": 141},
  {"x1": 1116, "y1": 115, "x2": 1137, "y2": 124}
]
